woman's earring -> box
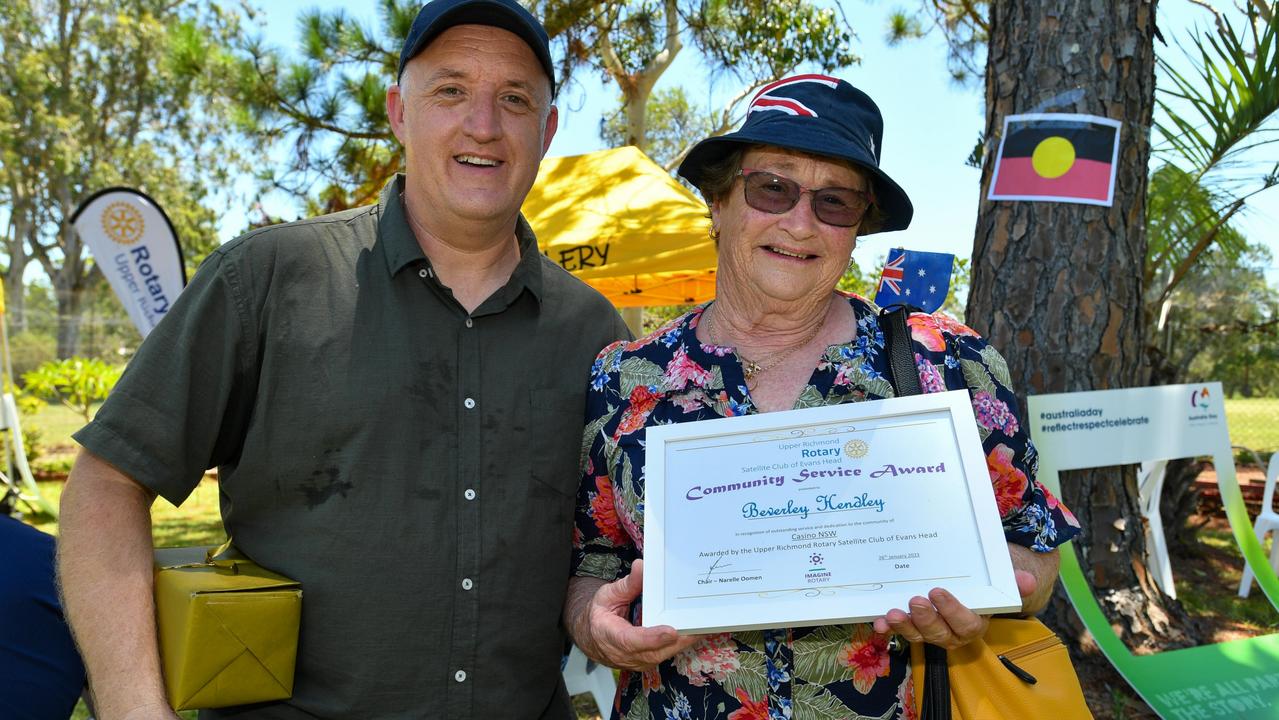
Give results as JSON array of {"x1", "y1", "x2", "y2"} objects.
[{"x1": 709, "y1": 225, "x2": 720, "y2": 241}]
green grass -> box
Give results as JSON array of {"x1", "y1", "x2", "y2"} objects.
[
  {"x1": 29, "y1": 401, "x2": 99, "y2": 448},
  {"x1": 12, "y1": 401, "x2": 96, "y2": 485},
  {"x1": 1175, "y1": 524, "x2": 1279, "y2": 632},
  {"x1": 29, "y1": 479, "x2": 225, "y2": 547},
  {"x1": 1226, "y1": 397, "x2": 1279, "y2": 454},
  {"x1": 19, "y1": 398, "x2": 223, "y2": 547}
]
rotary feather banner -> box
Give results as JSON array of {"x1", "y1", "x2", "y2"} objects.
[{"x1": 72, "y1": 188, "x2": 186, "y2": 338}]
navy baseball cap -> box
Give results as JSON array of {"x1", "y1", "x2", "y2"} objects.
[
  {"x1": 397, "y1": 0, "x2": 556, "y2": 96},
  {"x1": 678, "y1": 74, "x2": 913, "y2": 233}
]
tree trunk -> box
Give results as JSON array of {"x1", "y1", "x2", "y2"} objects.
[
  {"x1": 624, "y1": 83, "x2": 652, "y2": 149},
  {"x1": 6, "y1": 255, "x2": 28, "y2": 335},
  {"x1": 5, "y1": 203, "x2": 30, "y2": 334},
  {"x1": 968, "y1": 0, "x2": 1195, "y2": 650},
  {"x1": 51, "y1": 190, "x2": 89, "y2": 359},
  {"x1": 55, "y1": 283, "x2": 85, "y2": 359}
]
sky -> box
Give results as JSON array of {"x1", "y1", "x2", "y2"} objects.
[{"x1": 238, "y1": 0, "x2": 1278, "y2": 278}]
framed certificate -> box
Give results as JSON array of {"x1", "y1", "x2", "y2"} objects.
[{"x1": 643, "y1": 390, "x2": 1020, "y2": 634}]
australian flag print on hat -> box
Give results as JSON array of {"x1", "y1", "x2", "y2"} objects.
[{"x1": 749, "y1": 74, "x2": 837, "y2": 117}]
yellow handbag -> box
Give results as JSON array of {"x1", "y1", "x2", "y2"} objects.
[
  {"x1": 153, "y1": 539, "x2": 302, "y2": 711},
  {"x1": 910, "y1": 618, "x2": 1093, "y2": 719}
]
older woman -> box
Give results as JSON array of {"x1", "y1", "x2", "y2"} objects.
[{"x1": 565, "y1": 75, "x2": 1081, "y2": 720}]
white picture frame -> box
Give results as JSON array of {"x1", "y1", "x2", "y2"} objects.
[{"x1": 643, "y1": 390, "x2": 1020, "y2": 634}]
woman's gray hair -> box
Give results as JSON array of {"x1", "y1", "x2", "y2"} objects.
[
  {"x1": 692, "y1": 144, "x2": 888, "y2": 235},
  {"x1": 693, "y1": 145, "x2": 752, "y2": 206}
]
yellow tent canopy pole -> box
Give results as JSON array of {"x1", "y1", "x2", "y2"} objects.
[{"x1": 523, "y1": 146, "x2": 719, "y2": 308}]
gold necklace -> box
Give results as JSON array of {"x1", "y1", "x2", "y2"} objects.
[{"x1": 703, "y1": 307, "x2": 824, "y2": 382}]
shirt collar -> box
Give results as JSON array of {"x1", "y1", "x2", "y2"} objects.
[
  {"x1": 377, "y1": 174, "x2": 544, "y2": 304},
  {"x1": 378, "y1": 175, "x2": 426, "y2": 277}
]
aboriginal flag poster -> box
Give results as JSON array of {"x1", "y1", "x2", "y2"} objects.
[{"x1": 987, "y1": 113, "x2": 1121, "y2": 206}]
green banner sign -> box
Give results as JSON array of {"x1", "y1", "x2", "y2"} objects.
[{"x1": 1029, "y1": 383, "x2": 1279, "y2": 718}]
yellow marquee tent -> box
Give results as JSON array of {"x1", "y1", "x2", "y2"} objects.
[{"x1": 522, "y1": 146, "x2": 718, "y2": 307}]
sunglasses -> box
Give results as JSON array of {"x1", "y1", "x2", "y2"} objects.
[{"x1": 736, "y1": 168, "x2": 874, "y2": 227}]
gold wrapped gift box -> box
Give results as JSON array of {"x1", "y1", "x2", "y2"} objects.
[{"x1": 153, "y1": 544, "x2": 302, "y2": 711}]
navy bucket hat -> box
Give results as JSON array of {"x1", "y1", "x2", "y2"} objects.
[
  {"x1": 678, "y1": 74, "x2": 913, "y2": 233},
  {"x1": 398, "y1": 0, "x2": 556, "y2": 96}
]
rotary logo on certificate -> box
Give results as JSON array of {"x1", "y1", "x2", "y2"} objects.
[{"x1": 643, "y1": 390, "x2": 1021, "y2": 635}]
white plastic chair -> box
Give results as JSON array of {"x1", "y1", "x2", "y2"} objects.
[
  {"x1": 1237, "y1": 452, "x2": 1279, "y2": 598},
  {"x1": 563, "y1": 644, "x2": 616, "y2": 718},
  {"x1": 0, "y1": 392, "x2": 56, "y2": 516},
  {"x1": 1138, "y1": 460, "x2": 1176, "y2": 599}
]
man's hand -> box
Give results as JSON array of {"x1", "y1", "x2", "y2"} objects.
[
  {"x1": 565, "y1": 559, "x2": 701, "y2": 671},
  {"x1": 870, "y1": 542, "x2": 1061, "y2": 648}
]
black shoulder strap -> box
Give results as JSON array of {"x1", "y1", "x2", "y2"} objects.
[
  {"x1": 879, "y1": 305, "x2": 923, "y2": 397},
  {"x1": 922, "y1": 643, "x2": 952, "y2": 719},
  {"x1": 880, "y1": 304, "x2": 952, "y2": 719}
]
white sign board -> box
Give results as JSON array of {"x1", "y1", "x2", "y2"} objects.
[{"x1": 1028, "y1": 383, "x2": 1279, "y2": 718}]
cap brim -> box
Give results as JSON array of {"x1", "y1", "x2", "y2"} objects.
[
  {"x1": 399, "y1": 1, "x2": 556, "y2": 95},
  {"x1": 678, "y1": 131, "x2": 914, "y2": 234}
]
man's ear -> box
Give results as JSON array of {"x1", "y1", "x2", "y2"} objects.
[
  {"x1": 540, "y1": 105, "x2": 559, "y2": 157},
  {"x1": 386, "y1": 83, "x2": 406, "y2": 144}
]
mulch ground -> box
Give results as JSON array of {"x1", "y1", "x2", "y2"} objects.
[{"x1": 1076, "y1": 651, "x2": 1161, "y2": 719}]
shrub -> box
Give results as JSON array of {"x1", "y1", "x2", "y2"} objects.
[
  {"x1": 8, "y1": 331, "x2": 57, "y2": 382},
  {"x1": 22, "y1": 357, "x2": 124, "y2": 425}
]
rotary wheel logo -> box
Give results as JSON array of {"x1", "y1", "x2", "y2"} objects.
[
  {"x1": 101, "y1": 201, "x2": 145, "y2": 245},
  {"x1": 843, "y1": 439, "x2": 869, "y2": 458},
  {"x1": 809, "y1": 553, "x2": 824, "y2": 566}
]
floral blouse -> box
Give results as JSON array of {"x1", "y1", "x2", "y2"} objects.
[{"x1": 573, "y1": 294, "x2": 1081, "y2": 720}]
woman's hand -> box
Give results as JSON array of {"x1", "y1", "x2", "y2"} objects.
[
  {"x1": 565, "y1": 559, "x2": 702, "y2": 671},
  {"x1": 871, "y1": 587, "x2": 989, "y2": 650},
  {"x1": 870, "y1": 542, "x2": 1061, "y2": 648}
]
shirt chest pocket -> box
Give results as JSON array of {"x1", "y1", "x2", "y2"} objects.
[
  {"x1": 526, "y1": 386, "x2": 587, "y2": 498},
  {"x1": 486, "y1": 387, "x2": 584, "y2": 578}
]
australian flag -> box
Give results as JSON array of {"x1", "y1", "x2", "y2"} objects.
[{"x1": 873, "y1": 248, "x2": 955, "y2": 313}]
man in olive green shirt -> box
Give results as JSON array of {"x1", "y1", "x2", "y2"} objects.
[{"x1": 57, "y1": 1, "x2": 628, "y2": 718}]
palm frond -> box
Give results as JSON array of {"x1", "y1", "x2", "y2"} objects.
[
  {"x1": 1154, "y1": 13, "x2": 1279, "y2": 178},
  {"x1": 1148, "y1": 10, "x2": 1279, "y2": 306}
]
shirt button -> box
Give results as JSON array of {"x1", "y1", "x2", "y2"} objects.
[
  {"x1": 465, "y1": 318, "x2": 473, "y2": 328},
  {"x1": 454, "y1": 670, "x2": 467, "y2": 683},
  {"x1": 418, "y1": 268, "x2": 428, "y2": 279},
  {"x1": 461, "y1": 578, "x2": 473, "y2": 590},
  {"x1": 463, "y1": 397, "x2": 476, "y2": 409},
  {"x1": 464, "y1": 488, "x2": 476, "y2": 500}
]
